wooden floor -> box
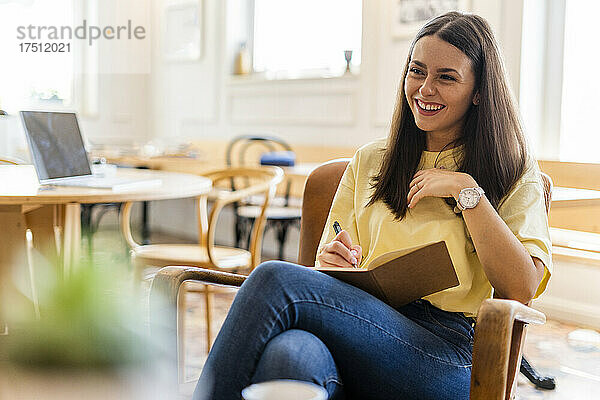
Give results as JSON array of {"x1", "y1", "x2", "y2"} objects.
[{"x1": 90, "y1": 218, "x2": 600, "y2": 399}]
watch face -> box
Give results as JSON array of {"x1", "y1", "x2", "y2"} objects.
[{"x1": 460, "y1": 188, "x2": 480, "y2": 208}]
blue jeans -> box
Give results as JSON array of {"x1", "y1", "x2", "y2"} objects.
[{"x1": 194, "y1": 261, "x2": 474, "y2": 400}]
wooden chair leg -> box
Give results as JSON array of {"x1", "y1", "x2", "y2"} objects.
[
  {"x1": 277, "y1": 221, "x2": 289, "y2": 260},
  {"x1": 177, "y1": 283, "x2": 187, "y2": 384},
  {"x1": 53, "y1": 205, "x2": 63, "y2": 258},
  {"x1": 205, "y1": 285, "x2": 213, "y2": 354},
  {"x1": 25, "y1": 229, "x2": 40, "y2": 319},
  {"x1": 80, "y1": 204, "x2": 93, "y2": 259}
]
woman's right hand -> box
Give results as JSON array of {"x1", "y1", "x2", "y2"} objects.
[{"x1": 317, "y1": 230, "x2": 362, "y2": 268}]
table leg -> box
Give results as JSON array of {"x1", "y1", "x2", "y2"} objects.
[
  {"x1": 62, "y1": 204, "x2": 82, "y2": 278},
  {"x1": 0, "y1": 206, "x2": 28, "y2": 329},
  {"x1": 23, "y1": 205, "x2": 62, "y2": 265},
  {"x1": 0, "y1": 205, "x2": 59, "y2": 327}
]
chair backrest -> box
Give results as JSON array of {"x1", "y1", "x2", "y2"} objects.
[
  {"x1": 540, "y1": 172, "x2": 553, "y2": 214},
  {"x1": 225, "y1": 135, "x2": 295, "y2": 202},
  {"x1": 225, "y1": 135, "x2": 293, "y2": 168},
  {"x1": 202, "y1": 166, "x2": 283, "y2": 268},
  {"x1": 297, "y1": 159, "x2": 350, "y2": 266}
]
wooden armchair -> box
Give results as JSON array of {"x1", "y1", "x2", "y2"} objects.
[{"x1": 150, "y1": 159, "x2": 552, "y2": 399}]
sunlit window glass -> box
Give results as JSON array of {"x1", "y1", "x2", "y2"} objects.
[
  {"x1": 0, "y1": 0, "x2": 74, "y2": 111},
  {"x1": 560, "y1": 0, "x2": 600, "y2": 162},
  {"x1": 253, "y1": 0, "x2": 362, "y2": 78}
]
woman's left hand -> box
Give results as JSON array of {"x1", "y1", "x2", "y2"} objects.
[{"x1": 407, "y1": 168, "x2": 478, "y2": 208}]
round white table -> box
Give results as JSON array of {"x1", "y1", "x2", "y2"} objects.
[{"x1": 0, "y1": 165, "x2": 212, "y2": 275}]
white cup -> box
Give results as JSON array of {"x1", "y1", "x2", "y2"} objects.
[{"x1": 242, "y1": 379, "x2": 328, "y2": 400}]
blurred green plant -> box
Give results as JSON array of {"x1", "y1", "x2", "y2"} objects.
[{"x1": 2, "y1": 257, "x2": 158, "y2": 369}]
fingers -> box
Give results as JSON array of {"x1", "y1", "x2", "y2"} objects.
[
  {"x1": 412, "y1": 171, "x2": 423, "y2": 180},
  {"x1": 330, "y1": 240, "x2": 357, "y2": 265},
  {"x1": 318, "y1": 252, "x2": 354, "y2": 268},
  {"x1": 334, "y1": 229, "x2": 353, "y2": 249},
  {"x1": 408, "y1": 175, "x2": 425, "y2": 190},
  {"x1": 406, "y1": 181, "x2": 420, "y2": 205},
  {"x1": 317, "y1": 233, "x2": 359, "y2": 268},
  {"x1": 350, "y1": 244, "x2": 362, "y2": 265},
  {"x1": 409, "y1": 168, "x2": 464, "y2": 208},
  {"x1": 318, "y1": 242, "x2": 356, "y2": 267},
  {"x1": 407, "y1": 176, "x2": 425, "y2": 207},
  {"x1": 408, "y1": 189, "x2": 424, "y2": 208}
]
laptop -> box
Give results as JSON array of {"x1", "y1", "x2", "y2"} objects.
[{"x1": 20, "y1": 111, "x2": 162, "y2": 192}]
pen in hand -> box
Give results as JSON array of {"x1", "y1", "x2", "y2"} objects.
[
  {"x1": 333, "y1": 221, "x2": 342, "y2": 235},
  {"x1": 333, "y1": 221, "x2": 358, "y2": 268}
]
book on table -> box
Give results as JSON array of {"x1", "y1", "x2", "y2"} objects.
[{"x1": 315, "y1": 241, "x2": 459, "y2": 308}]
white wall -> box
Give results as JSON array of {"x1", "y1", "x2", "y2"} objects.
[
  {"x1": 79, "y1": 0, "x2": 152, "y2": 146},
  {"x1": 148, "y1": 0, "x2": 525, "y2": 148},
  {"x1": 534, "y1": 254, "x2": 600, "y2": 329}
]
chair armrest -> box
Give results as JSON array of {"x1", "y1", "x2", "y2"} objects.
[
  {"x1": 152, "y1": 266, "x2": 247, "y2": 295},
  {"x1": 479, "y1": 298, "x2": 545, "y2": 325},
  {"x1": 149, "y1": 266, "x2": 247, "y2": 387},
  {"x1": 150, "y1": 266, "x2": 246, "y2": 331},
  {"x1": 470, "y1": 299, "x2": 546, "y2": 400}
]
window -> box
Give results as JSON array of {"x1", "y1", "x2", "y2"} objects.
[
  {"x1": 520, "y1": 0, "x2": 600, "y2": 163},
  {"x1": 558, "y1": 0, "x2": 600, "y2": 163},
  {"x1": 250, "y1": 0, "x2": 362, "y2": 79},
  {"x1": 0, "y1": 0, "x2": 75, "y2": 112}
]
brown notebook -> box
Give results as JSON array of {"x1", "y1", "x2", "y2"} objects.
[{"x1": 315, "y1": 241, "x2": 459, "y2": 308}]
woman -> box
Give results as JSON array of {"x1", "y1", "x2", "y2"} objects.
[{"x1": 194, "y1": 12, "x2": 552, "y2": 400}]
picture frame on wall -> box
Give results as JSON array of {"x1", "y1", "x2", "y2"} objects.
[
  {"x1": 163, "y1": 0, "x2": 203, "y2": 61},
  {"x1": 391, "y1": 0, "x2": 470, "y2": 39}
]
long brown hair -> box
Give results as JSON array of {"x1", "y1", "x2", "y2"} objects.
[{"x1": 369, "y1": 11, "x2": 528, "y2": 220}]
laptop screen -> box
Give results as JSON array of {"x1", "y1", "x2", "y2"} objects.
[{"x1": 20, "y1": 111, "x2": 92, "y2": 180}]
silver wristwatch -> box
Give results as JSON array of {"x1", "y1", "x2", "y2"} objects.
[{"x1": 454, "y1": 187, "x2": 485, "y2": 213}]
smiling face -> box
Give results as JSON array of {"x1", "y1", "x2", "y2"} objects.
[{"x1": 404, "y1": 35, "x2": 478, "y2": 148}]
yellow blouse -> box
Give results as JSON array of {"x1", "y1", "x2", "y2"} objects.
[{"x1": 315, "y1": 139, "x2": 552, "y2": 317}]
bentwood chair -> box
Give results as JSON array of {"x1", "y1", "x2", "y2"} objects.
[
  {"x1": 226, "y1": 135, "x2": 302, "y2": 260},
  {"x1": 150, "y1": 159, "x2": 553, "y2": 399},
  {"x1": 123, "y1": 166, "x2": 282, "y2": 363}
]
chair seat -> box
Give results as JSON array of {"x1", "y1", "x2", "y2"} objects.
[
  {"x1": 238, "y1": 205, "x2": 302, "y2": 220},
  {"x1": 132, "y1": 244, "x2": 252, "y2": 271}
]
